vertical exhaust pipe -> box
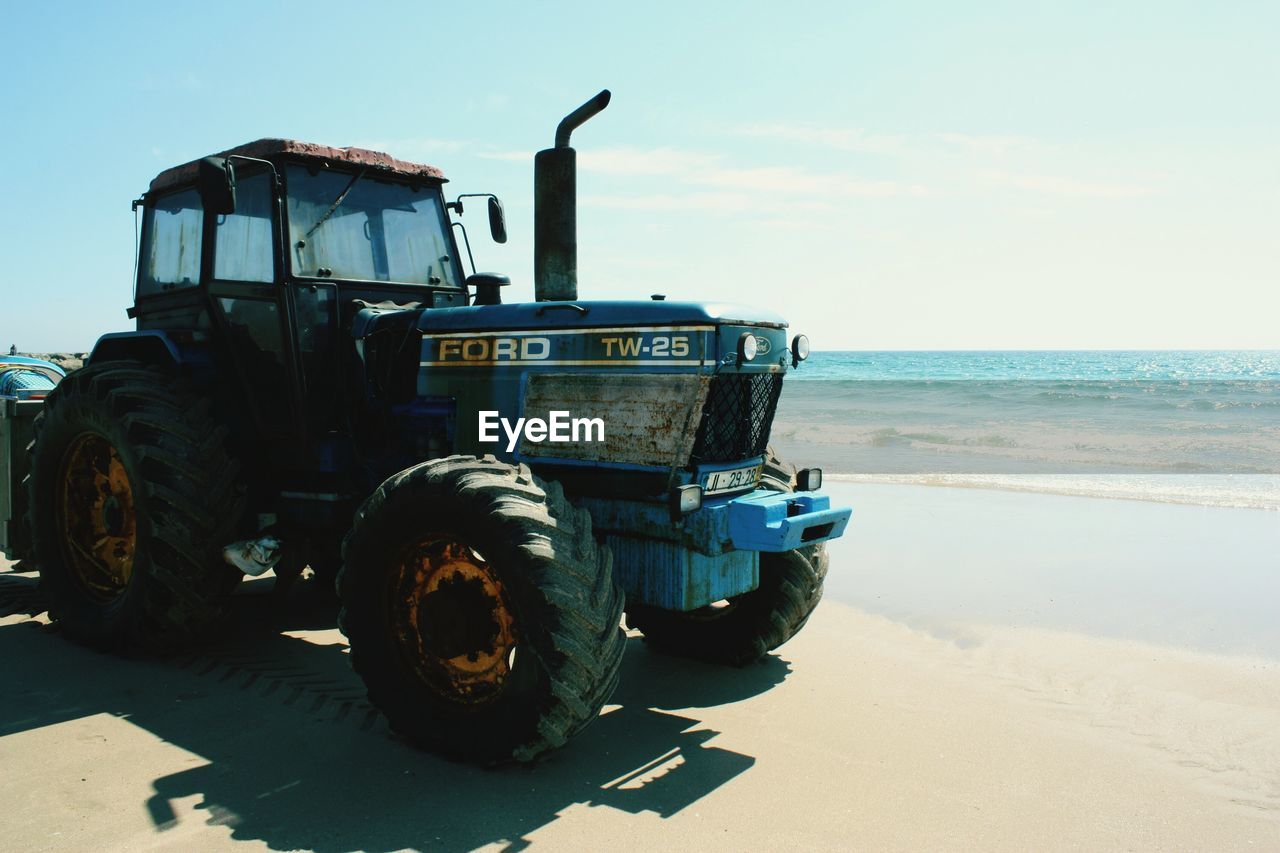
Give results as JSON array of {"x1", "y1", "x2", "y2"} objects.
[{"x1": 534, "y1": 89, "x2": 611, "y2": 302}]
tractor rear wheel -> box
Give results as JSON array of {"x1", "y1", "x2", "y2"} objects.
[
  {"x1": 26, "y1": 361, "x2": 245, "y2": 649},
  {"x1": 626, "y1": 447, "x2": 829, "y2": 665},
  {"x1": 338, "y1": 455, "x2": 625, "y2": 763}
]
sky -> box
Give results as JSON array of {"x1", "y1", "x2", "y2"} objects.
[{"x1": 2, "y1": 0, "x2": 1277, "y2": 351}]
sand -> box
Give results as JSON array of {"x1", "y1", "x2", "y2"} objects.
[{"x1": 1, "y1": 484, "x2": 1277, "y2": 850}]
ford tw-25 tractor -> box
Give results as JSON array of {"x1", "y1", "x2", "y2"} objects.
[{"x1": 0, "y1": 91, "x2": 851, "y2": 762}]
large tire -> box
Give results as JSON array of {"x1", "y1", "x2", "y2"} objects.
[
  {"x1": 338, "y1": 455, "x2": 625, "y2": 763},
  {"x1": 26, "y1": 360, "x2": 245, "y2": 649},
  {"x1": 759, "y1": 445, "x2": 800, "y2": 493},
  {"x1": 626, "y1": 447, "x2": 829, "y2": 665}
]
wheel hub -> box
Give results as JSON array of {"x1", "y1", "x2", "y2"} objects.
[
  {"x1": 393, "y1": 537, "x2": 516, "y2": 705},
  {"x1": 57, "y1": 433, "x2": 137, "y2": 601}
]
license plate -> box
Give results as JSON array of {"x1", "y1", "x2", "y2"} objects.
[{"x1": 701, "y1": 464, "x2": 762, "y2": 496}]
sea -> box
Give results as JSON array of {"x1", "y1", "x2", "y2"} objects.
[{"x1": 771, "y1": 350, "x2": 1280, "y2": 510}]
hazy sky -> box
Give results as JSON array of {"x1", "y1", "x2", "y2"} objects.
[{"x1": 2, "y1": 1, "x2": 1276, "y2": 350}]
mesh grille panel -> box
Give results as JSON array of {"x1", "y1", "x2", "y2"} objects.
[{"x1": 689, "y1": 373, "x2": 783, "y2": 464}]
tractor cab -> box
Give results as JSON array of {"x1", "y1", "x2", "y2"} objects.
[{"x1": 126, "y1": 140, "x2": 489, "y2": 468}]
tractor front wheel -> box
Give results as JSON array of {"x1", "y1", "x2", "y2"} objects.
[
  {"x1": 626, "y1": 447, "x2": 829, "y2": 665},
  {"x1": 338, "y1": 455, "x2": 625, "y2": 763}
]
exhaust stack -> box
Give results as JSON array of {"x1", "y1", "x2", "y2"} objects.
[{"x1": 534, "y1": 89, "x2": 611, "y2": 302}]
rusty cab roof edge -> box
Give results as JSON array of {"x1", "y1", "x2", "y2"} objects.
[{"x1": 147, "y1": 138, "x2": 448, "y2": 195}]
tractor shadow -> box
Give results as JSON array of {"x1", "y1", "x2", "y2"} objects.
[{"x1": 0, "y1": 572, "x2": 787, "y2": 851}]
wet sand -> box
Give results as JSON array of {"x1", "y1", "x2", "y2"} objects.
[
  {"x1": 1, "y1": 485, "x2": 1277, "y2": 850},
  {"x1": 824, "y1": 482, "x2": 1280, "y2": 658}
]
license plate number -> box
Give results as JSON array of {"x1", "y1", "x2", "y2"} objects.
[{"x1": 701, "y1": 464, "x2": 762, "y2": 495}]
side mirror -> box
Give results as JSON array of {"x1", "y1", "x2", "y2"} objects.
[
  {"x1": 197, "y1": 157, "x2": 237, "y2": 215},
  {"x1": 487, "y1": 196, "x2": 508, "y2": 244}
]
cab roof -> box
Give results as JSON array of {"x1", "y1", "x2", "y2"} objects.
[{"x1": 148, "y1": 138, "x2": 447, "y2": 193}]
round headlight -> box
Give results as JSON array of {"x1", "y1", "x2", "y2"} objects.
[
  {"x1": 792, "y1": 334, "x2": 810, "y2": 363},
  {"x1": 737, "y1": 332, "x2": 758, "y2": 363}
]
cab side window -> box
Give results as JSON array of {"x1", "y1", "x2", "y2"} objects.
[
  {"x1": 214, "y1": 172, "x2": 274, "y2": 282},
  {"x1": 138, "y1": 188, "x2": 202, "y2": 297}
]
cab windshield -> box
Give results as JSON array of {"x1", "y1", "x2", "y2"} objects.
[{"x1": 285, "y1": 165, "x2": 459, "y2": 286}]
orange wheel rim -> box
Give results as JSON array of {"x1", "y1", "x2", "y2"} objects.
[
  {"x1": 391, "y1": 536, "x2": 517, "y2": 705},
  {"x1": 57, "y1": 433, "x2": 137, "y2": 602}
]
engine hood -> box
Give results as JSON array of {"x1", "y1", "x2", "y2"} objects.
[{"x1": 416, "y1": 300, "x2": 788, "y2": 334}]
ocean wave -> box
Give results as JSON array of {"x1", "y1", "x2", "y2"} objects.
[
  {"x1": 781, "y1": 379, "x2": 1280, "y2": 407},
  {"x1": 773, "y1": 423, "x2": 1280, "y2": 474},
  {"x1": 826, "y1": 473, "x2": 1280, "y2": 511},
  {"x1": 790, "y1": 350, "x2": 1280, "y2": 382},
  {"x1": 771, "y1": 357, "x2": 1280, "y2": 497},
  {"x1": 773, "y1": 378, "x2": 1280, "y2": 476},
  {"x1": 869, "y1": 428, "x2": 1019, "y2": 449}
]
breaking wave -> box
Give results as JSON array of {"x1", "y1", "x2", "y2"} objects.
[{"x1": 770, "y1": 375, "x2": 1280, "y2": 508}]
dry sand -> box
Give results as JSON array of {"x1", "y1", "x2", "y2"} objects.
[{"x1": 1, "y1": 485, "x2": 1278, "y2": 851}]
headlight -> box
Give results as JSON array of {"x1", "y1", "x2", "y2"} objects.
[
  {"x1": 737, "y1": 332, "x2": 758, "y2": 363},
  {"x1": 670, "y1": 484, "x2": 703, "y2": 518},
  {"x1": 796, "y1": 467, "x2": 822, "y2": 491},
  {"x1": 791, "y1": 334, "x2": 810, "y2": 366}
]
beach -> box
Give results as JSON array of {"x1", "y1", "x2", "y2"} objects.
[
  {"x1": 2, "y1": 481, "x2": 1277, "y2": 850},
  {"x1": 5, "y1": 0, "x2": 1277, "y2": 843}
]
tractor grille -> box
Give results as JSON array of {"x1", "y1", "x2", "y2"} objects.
[
  {"x1": 520, "y1": 373, "x2": 710, "y2": 468},
  {"x1": 689, "y1": 373, "x2": 784, "y2": 464}
]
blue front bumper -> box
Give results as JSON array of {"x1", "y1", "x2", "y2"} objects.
[
  {"x1": 592, "y1": 487, "x2": 852, "y2": 611},
  {"x1": 725, "y1": 489, "x2": 852, "y2": 552}
]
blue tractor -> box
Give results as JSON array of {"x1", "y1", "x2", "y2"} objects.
[{"x1": 13, "y1": 91, "x2": 850, "y2": 762}]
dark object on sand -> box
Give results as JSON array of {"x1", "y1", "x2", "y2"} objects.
[
  {"x1": 1, "y1": 93, "x2": 849, "y2": 763},
  {"x1": 0, "y1": 357, "x2": 65, "y2": 557}
]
